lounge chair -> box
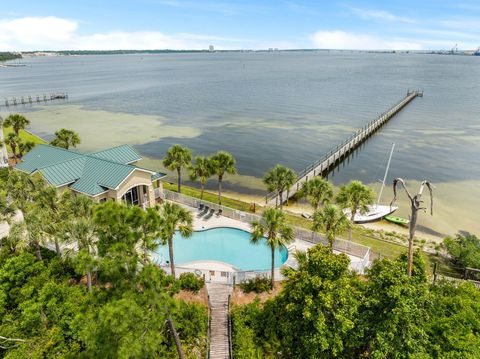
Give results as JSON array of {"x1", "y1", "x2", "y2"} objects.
[
  {"x1": 216, "y1": 209, "x2": 223, "y2": 217},
  {"x1": 203, "y1": 208, "x2": 215, "y2": 220},
  {"x1": 198, "y1": 203, "x2": 204, "y2": 211},
  {"x1": 197, "y1": 206, "x2": 209, "y2": 217}
]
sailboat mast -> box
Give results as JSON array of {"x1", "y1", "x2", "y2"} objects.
[{"x1": 376, "y1": 143, "x2": 395, "y2": 206}]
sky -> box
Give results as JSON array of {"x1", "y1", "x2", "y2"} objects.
[{"x1": 0, "y1": 0, "x2": 479, "y2": 51}]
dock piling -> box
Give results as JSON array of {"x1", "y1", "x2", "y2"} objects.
[{"x1": 0, "y1": 92, "x2": 68, "y2": 108}]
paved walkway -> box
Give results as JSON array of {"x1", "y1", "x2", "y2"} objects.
[{"x1": 207, "y1": 283, "x2": 232, "y2": 359}]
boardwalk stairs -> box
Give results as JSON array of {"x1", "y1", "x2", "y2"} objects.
[{"x1": 207, "y1": 283, "x2": 233, "y2": 359}]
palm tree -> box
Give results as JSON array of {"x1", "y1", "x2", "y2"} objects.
[
  {"x1": 50, "y1": 128, "x2": 81, "y2": 150},
  {"x1": 335, "y1": 180, "x2": 375, "y2": 240},
  {"x1": 3, "y1": 170, "x2": 44, "y2": 214},
  {"x1": 129, "y1": 206, "x2": 163, "y2": 264},
  {"x1": 251, "y1": 208, "x2": 294, "y2": 289},
  {"x1": 64, "y1": 218, "x2": 98, "y2": 292},
  {"x1": 158, "y1": 201, "x2": 193, "y2": 277},
  {"x1": 312, "y1": 203, "x2": 350, "y2": 252},
  {"x1": 0, "y1": 195, "x2": 15, "y2": 224},
  {"x1": 163, "y1": 144, "x2": 192, "y2": 193},
  {"x1": 4, "y1": 132, "x2": 20, "y2": 163},
  {"x1": 189, "y1": 156, "x2": 212, "y2": 202},
  {"x1": 17, "y1": 140, "x2": 35, "y2": 159},
  {"x1": 263, "y1": 165, "x2": 297, "y2": 209},
  {"x1": 210, "y1": 151, "x2": 237, "y2": 205},
  {"x1": 65, "y1": 193, "x2": 94, "y2": 219},
  {"x1": 35, "y1": 187, "x2": 70, "y2": 257},
  {"x1": 299, "y1": 177, "x2": 334, "y2": 211},
  {"x1": 8, "y1": 208, "x2": 46, "y2": 261},
  {"x1": 391, "y1": 178, "x2": 433, "y2": 277},
  {"x1": 3, "y1": 114, "x2": 30, "y2": 137}
]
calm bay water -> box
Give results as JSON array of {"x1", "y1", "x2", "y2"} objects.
[{"x1": 2, "y1": 52, "x2": 480, "y2": 236}]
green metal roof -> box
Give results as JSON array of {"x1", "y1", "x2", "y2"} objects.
[
  {"x1": 16, "y1": 145, "x2": 83, "y2": 174},
  {"x1": 90, "y1": 144, "x2": 142, "y2": 164},
  {"x1": 151, "y1": 172, "x2": 165, "y2": 181},
  {"x1": 15, "y1": 144, "x2": 166, "y2": 196}
]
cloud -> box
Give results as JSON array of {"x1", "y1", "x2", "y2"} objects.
[
  {"x1": 0, "y1": 16, "x2": 78, "y2": 49},
  {"x1": 310, "y1": 30, "x2": 422, "y2": 50},
  {"x1": 0, "y1": 16, "x2": 251, "y2": 51},
  {"x1": 348, "y1": 7, "x2": 415, "y2": 24}
]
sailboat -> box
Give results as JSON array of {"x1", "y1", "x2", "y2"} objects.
[{"x1": 345, "y1": 143, "x2": 398, "y2": 223}]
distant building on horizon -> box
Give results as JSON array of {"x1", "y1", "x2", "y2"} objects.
[{"x1": 209, "y1": 45, "x2": 214, "y2": 52}]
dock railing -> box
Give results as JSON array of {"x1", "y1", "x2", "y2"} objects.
[
  {"x1": 159, "y1": 189, "x2": 371, "y2": 275},
  {"x1": 207, "y1": 294, "x2": 212, "y2": 359},
  {"x1": 265, "y1": 90, "x2": 422, "y2": 204},
  {"x1": 227, "y1": 294, "x2": 233, "y2": 359}
]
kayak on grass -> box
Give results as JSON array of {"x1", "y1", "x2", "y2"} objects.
[{"x1": 385, "y1": 215, "x2": 409, "y2": 226}]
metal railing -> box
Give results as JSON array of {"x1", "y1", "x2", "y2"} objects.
[
  {"x1": 158, "y1": 263, "x2": 286, "y2": 284},
  {"x1": 157, "y1": 189, "x2": 371, "y2": 275},
  {"x1": 227, "y1": 294, "x2": 233, "y2": 359},
  {"x1": 207, "y1": 294, "x2": 212, "y2": 359},
  {"x1": 161, "y1": 189, "x2": 262, "y2": 225}
]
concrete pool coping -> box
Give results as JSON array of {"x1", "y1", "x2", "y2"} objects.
[{"x1": 176, "y1": 202, "x2": 366, "y2": 273}]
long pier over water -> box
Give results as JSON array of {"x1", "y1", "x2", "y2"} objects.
[
  {"x1": 1, "y1": 92, "x2": 68, "y2": 108},
  {"x1": 266, "y1": 90, "x2": 423, "y2": 206}
]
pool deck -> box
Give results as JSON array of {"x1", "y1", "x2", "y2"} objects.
[{"x1": 181, "y1": 203, "x2": 366, "y2": 272}]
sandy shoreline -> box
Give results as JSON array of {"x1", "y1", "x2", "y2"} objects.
[{"x1": 201, "y1": 187, "x2": 446, "y2": 243}]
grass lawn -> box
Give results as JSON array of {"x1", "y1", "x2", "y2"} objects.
[
  {"x1": 162, "y1": 181, "x2": 449, "y2": 272},
  {"x1": 2, "y1": 127, "x2": 47, "y2": 152},
  {"x1": 163, "y1": 182, "x2": 253, "y2": 212},
  {"x1": 163, "y1": 182, "x2": 451, "y2": 273}
]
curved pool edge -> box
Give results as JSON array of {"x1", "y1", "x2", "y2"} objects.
[{"x1": 153, "y1": 225, "x2": 291, "y2": 272}]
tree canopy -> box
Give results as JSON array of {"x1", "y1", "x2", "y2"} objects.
[
  {"x1": 0, "y1": 174, "x2": 207, "y2": 358},
  {"x1": 50, "y1": 128, "x2": 81, "y2": 150},
  {"x1": 163, "y1": 144, "x2": 192, "y2": 193},
  {"x1": 232, "y1": 246, "x2": 480, "y2": 358},
  {"x1": 444, "y1": 233, "x2": 480, "y2": 270}
]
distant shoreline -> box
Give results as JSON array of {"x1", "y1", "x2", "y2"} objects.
[{"x1": 18, "y1": 48, "x2": 480, "y2": 57}]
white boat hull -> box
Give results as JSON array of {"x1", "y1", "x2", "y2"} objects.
[{"x1": 343, "y1": 205, "x2": 398, "y2": 223}]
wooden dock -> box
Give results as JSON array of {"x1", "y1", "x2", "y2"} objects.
[
  {"x1": 1, "y1": 92, "x2": 68, "y2": 108},
  {"x1": 266, "y1": 90, "x2": 423, "y2": 206}
]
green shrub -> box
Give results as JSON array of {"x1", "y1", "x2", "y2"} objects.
[
  {"x1": 239, "y1": 276, "x2": 271, "y2": 293},
  {"x1": 178, "y1": 272, "x2": 205, "y2": 293}
]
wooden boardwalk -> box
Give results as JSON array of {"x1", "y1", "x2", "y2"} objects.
[
  {"x1": 207, "y1": 283, "x2": 232, "y2": 359},
  {"x1": 266, "y1": 90, "x2": 423, "y2": 206}
]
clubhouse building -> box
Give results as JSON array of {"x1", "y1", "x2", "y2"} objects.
[{"x1": 15, "y1": 144, "x2": 166, "y2": 208}]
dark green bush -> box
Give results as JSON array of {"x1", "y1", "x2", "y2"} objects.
[
  {"x1": 239, "y1": 275, "x2": 271, "y2": 293},
  {"x1": 178, "y1": 272, "x2": 205, "y2": 293}
]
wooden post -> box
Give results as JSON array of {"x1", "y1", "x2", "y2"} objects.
[{"x1": 433, "y1": 263, "x2": 437, "y2": 283}]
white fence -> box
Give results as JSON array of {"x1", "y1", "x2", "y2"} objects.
[
  {"x1": 157, "y1": 189, "x2": 371, "y2": 280},
  {"x1": 161, "y1": 189, "x2": 262, "y2": 225},
  {"x1": 160, "y1": 264, "x2": 285, "y2": 285}
]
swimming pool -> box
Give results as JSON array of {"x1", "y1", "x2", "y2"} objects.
[{"x1": 152, "y1": 227, "x2": 289, "y2": 271}]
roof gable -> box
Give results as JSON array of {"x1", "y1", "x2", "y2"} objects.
[
  {"x1": 15, "y1": 144, "x2": 83, "y2": 174},
  {"x1": 15, "y1": 144, "x2": 166, "y2": 196}
]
